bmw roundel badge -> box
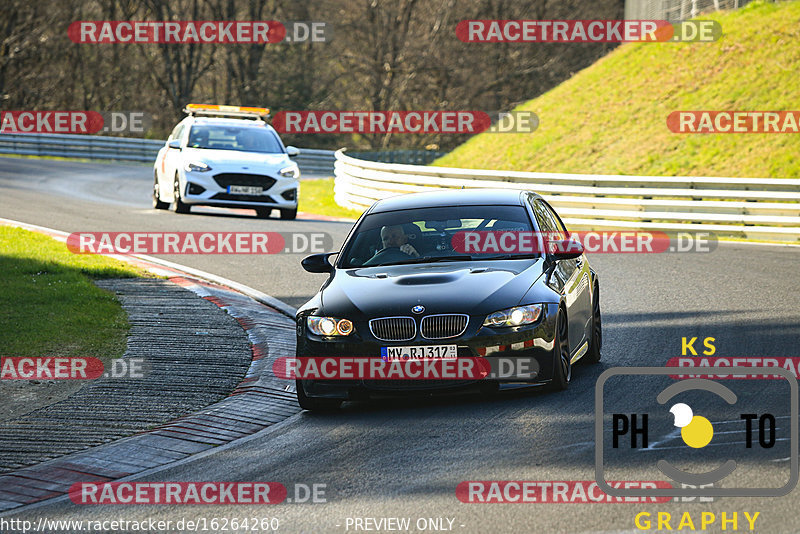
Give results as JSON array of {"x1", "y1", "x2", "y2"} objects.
[{"x1": 412, "y1": 305, "x2": 425, "y2": 314}]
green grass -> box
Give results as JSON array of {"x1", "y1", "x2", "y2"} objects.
[
  {"x1": 300, "y1": 178, "x2": 363, "y2": 219},
  {"x1": 0, "y1": 226, "x2": 148, "y2": 358},
  {"x1": 435, "y1": 0, "x2": 800, "y2": 178}
]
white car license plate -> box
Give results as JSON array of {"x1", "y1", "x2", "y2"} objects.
[
  {"x1": 228, "y1": 185, "x2": 262, "y2": 195},
  {"x1": 381, "y1": 345, "x2": 457, "y2": 361}
]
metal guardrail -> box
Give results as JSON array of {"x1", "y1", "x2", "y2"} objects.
[
  {"x1": 0, "y1": 133, "x2": 335, "y2": 176},
  {"x1": 0, "y1": 132, "x2": 163, "y2": 162},
  {"x1": 625, "y1": 0, "x2": 753, "y2": 22},
  {"x1": 294, "y1": 148, "x2": 336, "y2": 176},
  {"x1": 349, "y1": 150, "x2": 447, "y2": 165},
  {"x1": 333, "y1": 149, "x2": 800, "y2": 242}
]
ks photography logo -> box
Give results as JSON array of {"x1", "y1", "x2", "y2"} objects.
[{"x1": 595, "y1": 367, "x2": 798, "y2": 498}]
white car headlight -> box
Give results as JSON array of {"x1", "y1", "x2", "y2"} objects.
[
  {"x1": 279, "y1": 165, "x2": 299, "y2": 179},
  {"x1": 184, "y1": 161, "x2": 212, "y2": 172},
  {"x1": 307, "y1": 317, "x2": 354, "y2": 336},
  {"x1": 483, "y1": 304, "x2": 543, "y2": 327}
]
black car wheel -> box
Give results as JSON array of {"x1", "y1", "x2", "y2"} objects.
[
  {"x1": 153, "y1": 173, "x2": 168, "y2": 210},
  {"x1": 296, "y1": 380, "x2": 343, "y2": 412},
  {"x1": 584, "y1": 283, "x2": 602, "y2": 364},
  {"x1": 171, "y1": 176, "x2": 190, "y2": 214},
  {"x1": 255, "y1": 208, "x2": 272, "y2": 219},
  {"x1": 280, "y1": 207, "x2": 297, "y2": 220},
  {"x1": 550, "y1": 308, "x2": 571, "y2": 390}
]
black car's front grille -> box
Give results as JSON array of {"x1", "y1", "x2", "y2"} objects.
[
  {"x1": 369, "y1": 317, "x2": 416, "y2": 342},
  {"x1": 213, "y1": 173, "x2": 276, "y2": 190},
  {"x1": 420, "y1": 314, "x2": 469, "y2": 339},
  {"x1": 210, "y1": 193, "x2": 276, "y2": 203}
]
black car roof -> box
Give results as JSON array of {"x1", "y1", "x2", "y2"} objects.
[{"x1": 367, "y1": 189, "x2": 538, "y2": 214}]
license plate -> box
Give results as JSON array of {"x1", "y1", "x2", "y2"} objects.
[
  {"x1": 228, "y1": 185, "x2": 262, "y2": 195},
  {"x1": 380, "y1": 345, "x2": 457, "y2": 361}
]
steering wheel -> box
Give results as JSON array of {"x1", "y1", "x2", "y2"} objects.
[{"x1": 362, "y1": 246, "x2": 412, "y2": 266}]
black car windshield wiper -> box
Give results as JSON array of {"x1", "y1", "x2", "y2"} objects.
[{"x1": 366, "y1": 255, "x2": 474, "y2": 267}]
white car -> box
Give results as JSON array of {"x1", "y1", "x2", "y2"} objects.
[{"x1": 153, "y1": 104, "x2": 300, "y2": 219}]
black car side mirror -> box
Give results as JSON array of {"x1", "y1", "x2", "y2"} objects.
[
  {"x1": 549, "y1": 239, "x2": 584, "y2": 260},
  {"x1": 302, "y1": 253, "x2": 335, "y2": 273}
]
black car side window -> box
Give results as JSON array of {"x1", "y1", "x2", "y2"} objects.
[
  {"x1": 530, "y1": 199, "x2": 553, "y2": 233},
  {"x1": 532, "y1": 199, "x2": 573, "y2": 287},
  {"x1": 540, "y1": 199, "x2": 568, "y2": 234}
]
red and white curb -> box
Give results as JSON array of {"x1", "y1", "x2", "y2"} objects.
[{"x1": 0, "y1": 218, "x2": 301, "y2": 513}]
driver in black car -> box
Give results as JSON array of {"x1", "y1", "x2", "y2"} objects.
[
  {"x1": 364, "y1": 225, "x2": 419, "y2": 265},
  {"x1": 380, "y1": 224, "x2": 419, "y2": 257}
]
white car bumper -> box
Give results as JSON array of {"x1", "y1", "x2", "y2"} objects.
[{"x1": 180, "y1": 168, "x2": 298, "y2": 209}]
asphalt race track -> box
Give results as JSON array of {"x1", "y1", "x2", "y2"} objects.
[
  {"x1": 2, "y1": 156, "x2": 800, "y2": 533},
  {"x1": 0, "y1": 157, "x2": 353, "y2": 310}
]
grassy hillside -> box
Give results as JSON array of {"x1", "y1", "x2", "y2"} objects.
[{"x1": 435, "y1": 1, "x2": 800, "y2": 178}]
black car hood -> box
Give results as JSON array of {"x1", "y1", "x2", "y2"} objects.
[{"x1": 320, "y1": 260, "x2": 542, "y2": 318}]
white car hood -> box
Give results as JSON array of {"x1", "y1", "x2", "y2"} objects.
[{"x1": 183, "y1": 148, "x2": 292, "y2": 167}]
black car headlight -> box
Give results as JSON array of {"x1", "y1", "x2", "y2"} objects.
[
  {"x1": 307, "y1": 316, "x2": 354, "y2": 336},
  {"x1": 483, "y1": 304, "x2": 543, "y2": 327}
]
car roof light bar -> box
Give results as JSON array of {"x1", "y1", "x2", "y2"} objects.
[{"x1": 184, "y1": 104, "x2": 270, "y2": 120}]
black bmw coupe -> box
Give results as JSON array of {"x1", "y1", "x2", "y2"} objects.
[{"x1": 295, "y1": 189, "x2": 601, "y2": 411}]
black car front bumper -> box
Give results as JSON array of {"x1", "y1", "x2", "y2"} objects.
[{"x1": 296, "y1": 304, "x2": 559, "y2": 400}]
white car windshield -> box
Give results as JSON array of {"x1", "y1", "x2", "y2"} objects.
[{"x1": 187, "y1": 125, "x2": 284, "y2": 154}]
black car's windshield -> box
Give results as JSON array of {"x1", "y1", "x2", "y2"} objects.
[
  {"x1": 187, "y1": 125, "x2": 284, "y2": 153},
  {"x1": 339, "y1": 205, "x2": 538, "y2": 268}
]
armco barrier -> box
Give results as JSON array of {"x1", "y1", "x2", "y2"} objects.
[
  {"x1": 0, "y1": 132, "x2": 163, "y2": 162},
  {"x1": 333, "y1": 149, "x2": 800, "y2": 242},
  {"x1": 0, "y1": 133, "x2": 335, "y2": 176},
  {"x1": 349, "y1": 150, "x2": 447, "y2": 165}
]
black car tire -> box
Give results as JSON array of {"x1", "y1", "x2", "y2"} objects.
[
  {"x1": 153, "y1": 173, "x2": 169, "y2": 210},
  {"x1": 296, "y1": 380, "x2": 343, "y2": 412},
  {"x1": 280, "y1": 207, "x2": 298, "y2": 220},
  {"x1": 171, "y1": 176, "x2": 190, "y2": 214},
  {"x1": 256, "y1": 208, "x2": 272, "y2": 219},
  {"x1": 584, "y1": 283, "x2": 602, "y2": 364},
  {"x1": 549, "y1": 308, "x2": 571, "y2": 391}
]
